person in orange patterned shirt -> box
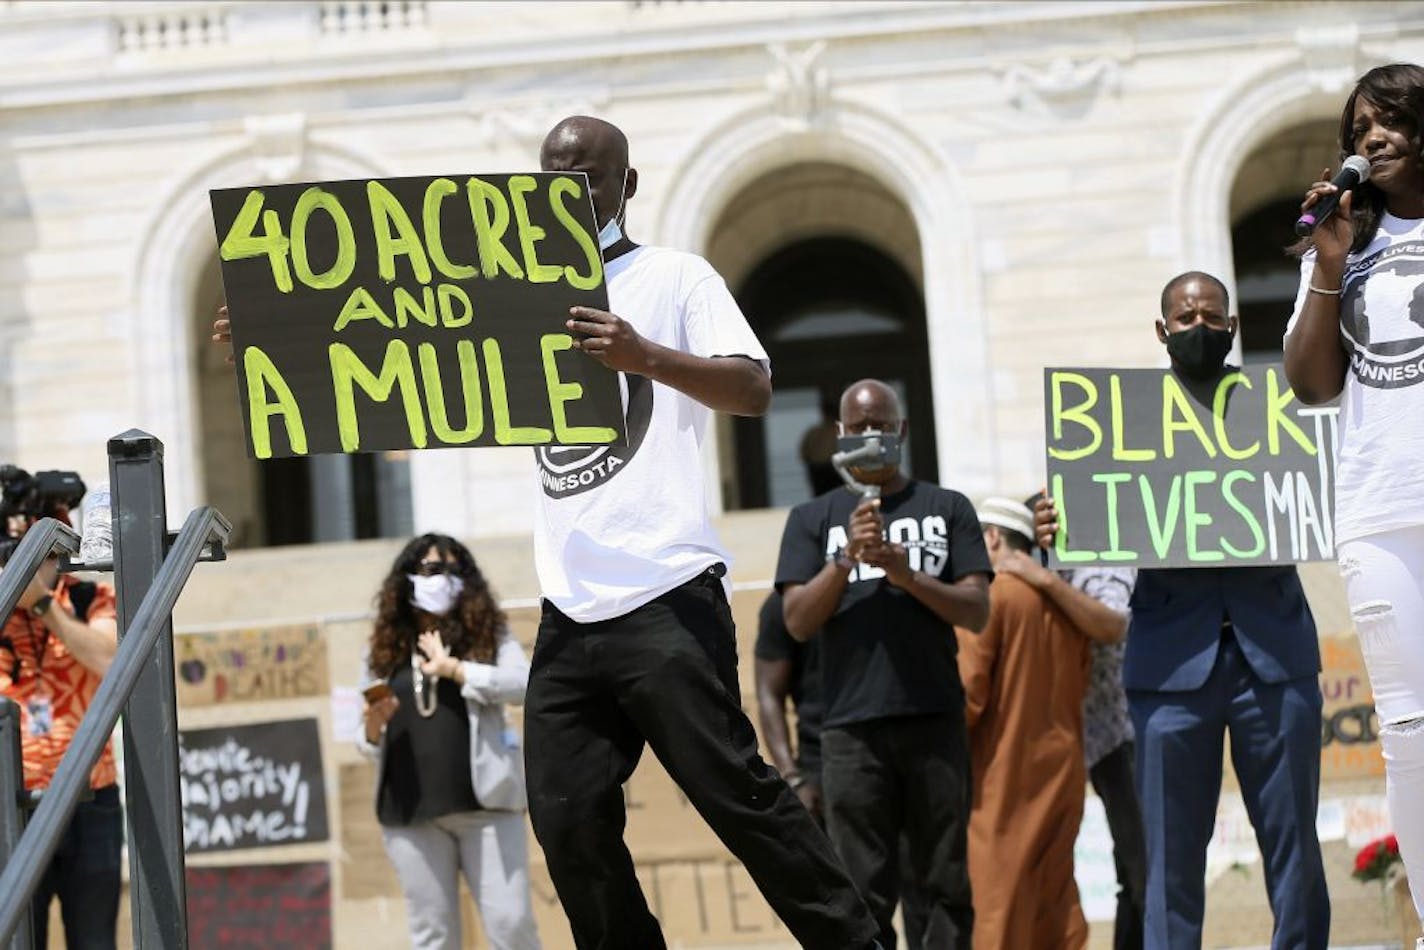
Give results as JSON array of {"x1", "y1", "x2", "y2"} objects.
[{"x1": 1, "y1": 512, "x2": 121, "y2": 950}]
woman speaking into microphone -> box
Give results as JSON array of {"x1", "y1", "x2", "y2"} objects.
[{"x1": 1284, "y1": 63, "x2": 1424, "y2": 937}]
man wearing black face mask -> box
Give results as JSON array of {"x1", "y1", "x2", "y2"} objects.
[
  {"x1": 1036, "y1": 273, "x2": 1330, "y2": 950},
  {"x1": 776, "y1": 379, "x2": 992, "y2": 950}
]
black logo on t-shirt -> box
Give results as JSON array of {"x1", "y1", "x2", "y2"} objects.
[
  {"x1": 1341, "y1": 240, "x2": 1424, "y2": 390},
  {"x1": 536, "y1": 375, "x2": 653, "y2": 498}
]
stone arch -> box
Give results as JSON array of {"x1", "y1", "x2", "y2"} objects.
[
  {"x1": 126, "y1": 131, "x2": 387, "y2": 517},
  {"x1": 656, "y1": 99, "x2": 995, "y2": 497}
]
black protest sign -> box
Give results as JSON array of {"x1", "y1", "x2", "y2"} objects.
[
  {"x1": 210, "y1": 174, "x2": 624, "y2": 458},
  {"x1": 186, "y1": 862, "x2": 331, "y2": 949},
  {"x1": 1043, "y1": 365, "x2": 1339, "y2": 569},
  {"x1": 179, "y1": 717, "x2": 328, "y2": 853}
]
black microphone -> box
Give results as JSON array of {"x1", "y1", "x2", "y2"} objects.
[{"x1": 1294, "y1": 155, "x2": 1371, "y2": 236}]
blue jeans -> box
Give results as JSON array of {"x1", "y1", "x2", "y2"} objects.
[{"x1": 31, "y1": 784, "x2": 122, "y2": 950}]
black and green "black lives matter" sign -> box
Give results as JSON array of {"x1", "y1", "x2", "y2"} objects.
[
  {"x1": 210, "y1": 173, "x2": 625, "y2": 459},
  {"x1": 1044, "y1": 365, "x2": 1340, "y2": 569}
]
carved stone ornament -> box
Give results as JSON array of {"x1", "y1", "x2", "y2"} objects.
[
  {"x1": 243, "y1": 112, "x2": 308, "y2": 182},
  {"x1": 766, "y1": 41, "x2": 830, "y2": 129},
  {"x1": 1002, "y1": 55, "x2": 1121, "y2": 113},
  {"x1": 468, "y1": 95, "x2": 613, "y2": 149},
  {"x1": 1295, "y1": 22, "x2": 1361, "y2": 95}
]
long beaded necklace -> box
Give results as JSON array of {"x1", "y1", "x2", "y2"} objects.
[{"x1": 411, "y1": 649, "x2": 438, "y2": 718}]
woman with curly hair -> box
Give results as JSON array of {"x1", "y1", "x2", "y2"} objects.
[
  {"x1": 1285, "y1": 62, "x2": 1424, "y2": 939},
  {"x1": 356, "y1": 534, "x2": 541, "y2": 950}
]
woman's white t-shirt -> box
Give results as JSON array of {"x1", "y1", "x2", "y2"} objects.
[
  {"x1": 532, "y1": 246, "x2": 769, "y2": 623},
  {"x1": 1286, "y1": 212, "x2": 1424, "y2": 545}
]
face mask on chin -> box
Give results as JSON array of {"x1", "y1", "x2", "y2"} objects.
[
  {"x1": 1165, "y1": 324, "x2": 1234, "y2": 380},
  {"x1": 408, "y1": 574, "x2": 464, "y2": 616}
]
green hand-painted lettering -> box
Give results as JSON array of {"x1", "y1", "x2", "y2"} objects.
[
  {"x1": 508, "y1": 175, "x2": 562, "y2": 284},
  {"x1": 1183, "y1": 470, "x2": 1225, "y2": 562},
  {"x1": 1091, "y1": 472, "x2": 1138, "y2": 561},
  {"x1": 219, "y1": 190, "x2": 293, "y2": 293},
  {"x1": 1048, "y1": 372, "x2": 1102, "y2": 461},
  {"x1": 333, "y1": 286, "x2": 395, "y2": 331},
  {"x1": 483, "y1": 338, "x2": 552, "y2": 444},
  {"x1": 438, "y1": 284, "x2": 473, "y2": 328},
  {"x1": 290, "y1": 186, "x2": 356, "y2": 290},
  {"x1": 1266, "y1": 368, "x2": 1316, "y2": 456},
  {"x1": 393, "y1": 286, "x2": 438, "y2": 329},
  {"x1": 549, "y1": 176, "x2": 604, "y2": 291},
  {"x1": 243, "y1": 346, "x2": 306, "y2": 459},
  {"x1": 422, "y1": 178, "x2": 478, "y2": 281},
  {"x1": 329, "y1": 341, "x2": 427, "y2": 452},
  {"x1": 1221, "y1": 470, "x2": 1266, "y2": 559},
  {"x1": 1109, "y1": 375, "x2": 1155, "y2": 461},
  {"x1": 466, "y1": 178, "x2": 524, "y2": 280},
  {"x1": 418, "y1": 341, "x2": 484, "y2": 443},
  {"x1": 1050, "y1": 472, "x2": 1095, "y2": 563},
  {"x1": 541, "y1": 334, "x2": 618, "y2": 444},
  {"x1": 1211, "y1": 372, "x2": 1260, "y2": 460},
  {"x1": 1139, "y1": 474, "x2": 1183, "y2": 559},
  {"x1": 1161, "y1": 374, "x2": 1217, "y2": 459},
  {"x1": 368, "y1": 181, "x2": 432, "y2": 284}
]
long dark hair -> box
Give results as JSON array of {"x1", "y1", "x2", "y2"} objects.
[
  {"x1": 1333, "y1": 63, "x2": 1424, "y2": 253},
  {"x1": 368, "y1": 533, "x2": 505, "y2": 678}
]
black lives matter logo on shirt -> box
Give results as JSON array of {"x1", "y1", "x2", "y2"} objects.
[
  {"x1": 1340, "y1": 240, "x2": 1424, "y2": 390},
  {"x1": 536, "y1": 375, "x2": 653, "y2": 498}
]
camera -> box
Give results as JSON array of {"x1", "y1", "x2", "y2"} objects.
[{"x1": 0, "y1": 466, "x2": 86, "y2": 562}]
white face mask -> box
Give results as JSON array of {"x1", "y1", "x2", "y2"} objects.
[
  {"x1": 408, "y1": 574, "x2": 464, "y2": 616},
  {"x1": 597, "y1": 170, "x2": 630, "y2": 251}
]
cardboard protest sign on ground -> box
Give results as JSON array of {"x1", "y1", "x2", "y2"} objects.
[
  {"x1": 210, "y1": 174, "x2": 624, "y2": 458},
  {"x1": 179, "y1": 717, "x2": 329, "y2": 853},
  {"x1": 177, "y1": 624, "x2": 327, "y2": 707},
  {"x1": 186, "y1": 862, "x2": 331, "y2": 949},
  {"x1": 1044, "y1": 364, "x2": 1338, "y2": 569}
]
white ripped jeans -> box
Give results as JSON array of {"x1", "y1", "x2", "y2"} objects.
[{"x1": 1339, "y1": 525, "x2": 1424, "y2": 922}]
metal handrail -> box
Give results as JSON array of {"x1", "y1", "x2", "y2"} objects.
[
  {"x1": 0, "y1": 506, "x2": 230, "y2": 947},
  {"x1": 0, "y1": 519, "x2": 80, "y2": 625}
]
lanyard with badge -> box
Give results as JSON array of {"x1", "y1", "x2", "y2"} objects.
[{"x1": 21, "y1": 612, "x2": 55, "y2": 737}]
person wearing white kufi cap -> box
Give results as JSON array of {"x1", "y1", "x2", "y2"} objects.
[{"x1": 956, "y1": 494, "x2": 1094, "y2": 950}]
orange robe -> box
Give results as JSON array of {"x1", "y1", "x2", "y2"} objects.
[{"x1": 956, "y1": 573, "x2": 1092, "y2": 950}]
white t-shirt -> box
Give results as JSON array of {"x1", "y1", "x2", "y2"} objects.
[
  {"x1": 1285, "y1": 212, "x2": 1424, "y2": 544},
  {"x1": 532, "y1": 246, "x2": 769, "y2": 622}
]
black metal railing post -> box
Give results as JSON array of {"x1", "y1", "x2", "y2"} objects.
[
  {"x1": 0, "y1": 700, "x2": 31, "y2": 950},
  {"x1": 108, "y1": 430, "x2": 187, "y2": 949},
  {"x1": 0, "y1": 505, "x2": 228, "y2": 947}
]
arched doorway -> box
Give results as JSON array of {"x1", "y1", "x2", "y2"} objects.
[
  {"x1": 192, "y1": 255, "x2": 414, "y2": 547},
  {"x1": 1230, "y1": 119, "x2": 1339, "y2": 359},
  {"x1": 705, "y1": 163, "x2": 934, "y2": 510}
]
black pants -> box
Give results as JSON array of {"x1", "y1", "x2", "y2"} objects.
[
  {"x1": 524, "y1": 568, "x2": 879, "y2": 950},
  {"x1": 822, "y1": 713, "x2": 973, "y2": 950},
  {"x1": 1091, "y1": 740, "x2": 1146, "y2": 950},
  {"x1": 31, "y1": 784, "x2": 122, "y2": 950}
]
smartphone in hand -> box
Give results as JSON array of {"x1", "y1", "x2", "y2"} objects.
[{"x1": 362, "y1": 682, "x2": 394, "y2": 704}]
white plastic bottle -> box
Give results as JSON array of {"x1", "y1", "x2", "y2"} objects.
[{"x1": 79, "y1": 482, "x2": 113, "y2": 564}]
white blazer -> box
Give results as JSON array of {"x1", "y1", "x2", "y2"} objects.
[{"x1": 356, "y1": 631, "x2": 530, "y2": 812}]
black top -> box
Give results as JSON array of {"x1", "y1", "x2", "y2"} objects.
[
  {"x1": 376, "y1": 661, "x2": 480, "y2": 826},
  {"x1": 775, "y1": 482, "x2": 993, "y2": 729},
  {"x1": 754, "y1": 590, "x2": 824, "y2": 780}
]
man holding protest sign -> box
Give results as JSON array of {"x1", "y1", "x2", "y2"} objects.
[{"x1": 1036, "y1": 272, "x2": 1330, "y2": 950}]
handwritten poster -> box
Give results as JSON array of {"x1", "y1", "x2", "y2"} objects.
[
  {"x1": 179, "y1": 717, "x2": 329, "y2": 853},
  {"x1": 1044, "y1": 364, "x2": 1338, "y2": 568},
  {"x1": 186, "y1": 862, "x2": 331, "y2": 948},
  {"x1": 176, "y1": 624, "x2": 328, "y2": 707}
]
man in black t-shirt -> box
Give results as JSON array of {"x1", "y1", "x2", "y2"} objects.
[
  {"x1": 776, "y1": 379, "x2": 992, "y2": 950},
  {"x1": 753, "y1": 590, "x2": 824, "y2": 821}
]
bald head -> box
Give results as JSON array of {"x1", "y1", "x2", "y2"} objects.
[
  {"x1": 540, "y1": 115, "x2": 636, "y2": 232},
  {"x1": 839, "y1": 379, "x2": 904, "y2": 431}
]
